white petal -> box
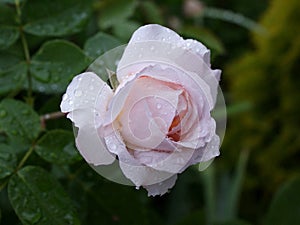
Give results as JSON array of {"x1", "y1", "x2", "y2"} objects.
[
  {"x1": 60, "y1": 72, "x2": 115, "y2": 165},
  {"x1": 61, "y1": 72, "x2": 112, "y2": 114},
  {"x1": 72, "y1": 109, "x2": 115, "y2": 165},
  {"x1": 119, "y1": 160, "x2": 175, "y2": 187},
  {"x1": 116, "y1": 24, "x2": 220, "y2": 106},
  {"x1": 179, "y1": 134, "x2": 220, "y2": 173},
  {"x1": 105, "y1": 75, "x2": 182, "y2": 150},
  {"x1": 143, "y1": 174, "x2": 177, "y2": 197},
  {"x1": 133, "y1": 142, "x2": 195, "y2": 174}
]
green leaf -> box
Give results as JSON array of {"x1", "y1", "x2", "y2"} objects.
[
  {"x1": 0, "y1": 4, "x2": 17, "y2": 25},
  {"x1": 0, "y1": 0, "x2": 26, "y2": 4},
  {"x1": 112, "y1": 20, "x2": 141, "y2": 41},
  {"x1": 0, "y1": 144, "x2": 17, "y2": 179},
  {"x1": 29, "y1": 40, "x2": 90, "y2": 93},
  {"x1": 215, "y1": 220, "x2": 252, "y2": 225},
  {"x1": 265, "y1": 176, "x2": 300, "y2": 225},
  {"x1": 140, "y1": 1, "x2": 164, "y2": 24},
  {"x1": 0, "y1": 52, "x2": 27, "y2": 95},
  {"x1": 8, "y1": 166, "x2": 81, "y2": 225},
  {"x1": 0, "y1": 99, "x2": 41, "y2": 147},
  {"x1": 35, "y1": 130, "x2": 81, "y2": 165},
  {"x1": 98, "y1": 0, "x2": 137, "y2": 29},
  {"x1": 84, "y1": 32, "x2": 122, "y2": 60},
  {"x1": 23, "y1": 0, "x2": 90, "y2": 37},
  {"x1": 0, "y1": 26, "x2": 19, "y2": 50}
]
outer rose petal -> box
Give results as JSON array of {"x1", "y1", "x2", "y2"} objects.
[
  {"x1": 143, "y1": 175, "x2": 177, "y2": 197},
  {"x1": 60, "y1": 72, "x2": 115, "y2": 165},
  {"x1": 179, "y1": 134, "x2": 220, "y2": 173},
  {"x1": 117, "y1": 24, "x2": 220, "y2": 107},
  {"x1": 119, "y1": 160, "x2": 175, "y2": 187}
]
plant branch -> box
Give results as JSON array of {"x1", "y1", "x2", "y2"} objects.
[{"x1": 40, "y1": 111, "x2": 66, "y2": 129}]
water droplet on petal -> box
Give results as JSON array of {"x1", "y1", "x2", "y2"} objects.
[
  {"x1": 150, "y1": 46, "x2": 155, "y2": 51},
  {"x1": 77, "y1": 76, "x2": 82, "y2": 81},
  {"x1": 68, "y1": 100, "x2": 73, "y2": 105},
  {"x1": 156, "y1": 104, "x2": 162, "y2": 109},
  {"x1": 135, "y1": 186, "x2": 140, "y2": 190},
  {"x1": 74, "y1": 90, "x2": 83, "y2": 97}
]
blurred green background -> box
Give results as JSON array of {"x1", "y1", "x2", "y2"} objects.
[{"x1": 0, "y1": 0, "x2": 300, "y2": 224}]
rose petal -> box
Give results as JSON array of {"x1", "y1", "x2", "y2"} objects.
[
  {"x1": 60, "y1": 72, "x2": 115, "y2": 165},
  {"x1": 179, "y1": 134, "x2": 220, "y2": 173},
  {"x1": 119, "y1": 160, "x2": 175, "y2": 187},
  {"x1": 133, "y1": 141, "x2": 195, "y2": 174},
  {"x1": 117, "y1": 24, "x2": 220, "y2": 106},
  {"x1": 127, "y1": 24, "x2": 210, "y2": 65},
  {"x1": 107, "y1": 75, "x2": 183, "y2": 150},
  {"x1": 143, "y1": 174, "x2": 177, "y2": 197},
  {"x1": 72, "y1": 109, "x2": 115, "y2": 165},
  {"x1": 61, "y1": 72, "x2": 112, "y2": 114}
]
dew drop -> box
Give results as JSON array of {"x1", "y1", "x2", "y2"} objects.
[
  {"x1": 68, "y1": 100, "x2": 74, "y2": 105},
  {"x1": 74, "y1": 89, "x2": 83, "y2": 97},
  {"x1": 135, "y1": 186, "x2": 140, "y2": 190},
  {"x1": 162, "y1": 38, "x2": 166, "y2": 41},
  {"x1": 156, "y1": 103, "x2": 162, "y2": 109},
  {"x1": 77, "y1": 76, "x2": 82, "y2": 81},
  {"x1": 150, "y1": 46, "x2": 155, "y2": 51}
]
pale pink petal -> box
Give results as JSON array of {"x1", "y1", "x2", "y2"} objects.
[
  {"x1": 60, "y1": 72, "x2": 115, "y2": 165},
  {"x1": 143, "y1": 174, "x2": 177, "y2": 197},
  {"x1": 108, "y1": 76, "x2": 182, "y2": 150},
  {"x1": 61, "y1": 72, "x2": 112, "y2": 114},
  {"x1": 119, "y1": 160, "x2": 175, "y2": 187},
  {"x1": 133, "y1": 142, "x2": 195, "y2": 174},
  {"x1": 116, "y1": 24, "x2": 220, "y2": 106},
  {"x1": 179, "y1": 134, "x2": 220, "y2": 173},
  {"x1": 72, "y1": 109, "x2": 115, "y2": 165},
  {"x1": 104, "y1": 129, "x2": 140, "y2": 166}
]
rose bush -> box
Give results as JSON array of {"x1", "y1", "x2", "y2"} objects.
[{"x1": 61, "y1": 24, "x2": 223, "y2": 196}]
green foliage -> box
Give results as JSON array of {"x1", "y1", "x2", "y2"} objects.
[
  {"x1": 225, "y1": 0, "x2": 300, "y2": 222},
  {"x1": 84, "y1": 32, "x2": 122, "y2": 60},
  {"x1": 35, "y1": 130, "x2": 81, "y2": 165},
  {"x1": 0, "y1": 27, "x2": 19, "y2": 50},
  {"x1": 22, "y1": 0, "x2": 91, "y2": 37},
  {"x1": 0, "y1": 0, "x2": 297, "y2": 224},
  {"x1": 8, "y1": 166, "x2": 81, "y2": 225},
  {"x1": 0, "y1": 99, "x2": 41, "y2": 148},
  {"x1": 0, "y1": 144, "x2": 17, "y2": 179},
  {"x1": 265, "y1": 176, "x2": 300, "y2": 225},
  {"x1": 30, "y1": 40, "x2": 90, "y2": 93},
  {"x1": 226, "y1": 0, "x2": 300, "y2": 192}
]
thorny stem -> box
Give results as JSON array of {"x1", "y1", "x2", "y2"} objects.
[{"x1": 15, "y1": 0, "x2": 33, "y2": 105}]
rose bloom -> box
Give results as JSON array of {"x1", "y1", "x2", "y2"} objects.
[{"x1": 61, "y1": 24, "x2": 222, "y2": 196}]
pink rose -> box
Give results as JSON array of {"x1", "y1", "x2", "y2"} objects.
[{"x1": 61, "y1": 24, "x2": 223, "y2": 196}]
